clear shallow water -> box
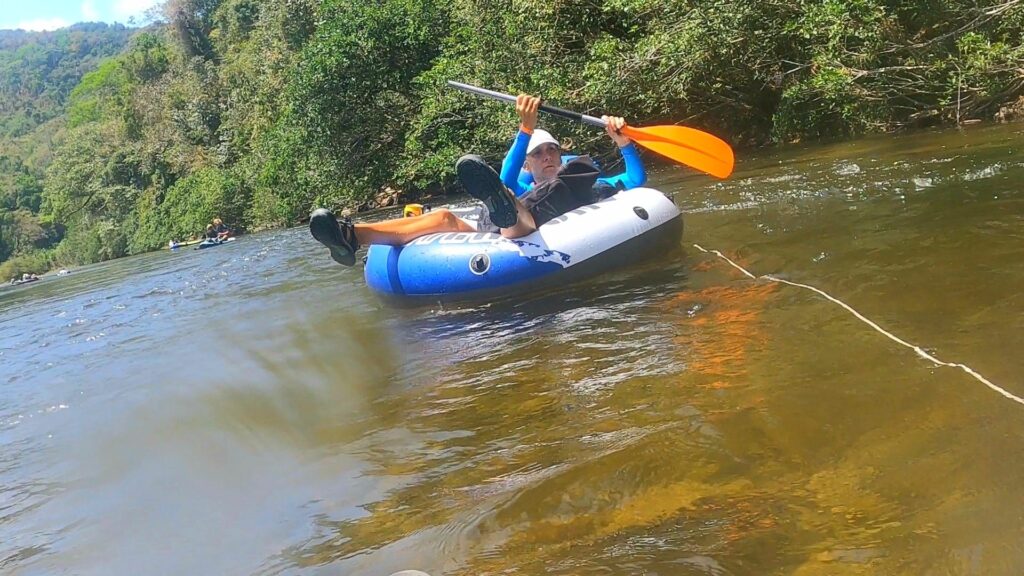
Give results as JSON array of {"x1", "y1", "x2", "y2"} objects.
[{"x1": 1, "y1": 122, "x2": 1023, "y2": 575}]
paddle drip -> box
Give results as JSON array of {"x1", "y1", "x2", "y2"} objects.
[{"x1": 693, "y1": 243, "x2": 1024, "y2": 408}]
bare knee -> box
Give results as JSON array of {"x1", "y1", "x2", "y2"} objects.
[
  {"x1": 436, "y1": 209, "x2": 459, "y2": 228},
  {"x1": 412, "y1": 208, "x2": 447, "y2": 225},
  {"x1": 419, "y1": 208, "x2": 454, "y2": 229},
  {"x1": 406, "y1": 208, "x2": 473, "y2": 234}
]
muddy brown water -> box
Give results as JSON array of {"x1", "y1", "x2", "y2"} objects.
[{"x1": 1, "y1": 122, "x2": 1022, "y2": 575}]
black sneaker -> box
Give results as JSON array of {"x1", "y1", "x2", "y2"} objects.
[
  {"x1": 309, "y1": 208, "x2": 359, "y2": 266},
  {"x1": 456, "y1": 154, "x2": 518, "y2": 228}
]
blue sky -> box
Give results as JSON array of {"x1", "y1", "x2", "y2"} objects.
[{"x1": 0, "y1": 0, "x2": 162, "y2": 31}]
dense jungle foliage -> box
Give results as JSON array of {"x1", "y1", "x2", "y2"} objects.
[
  {"x1": 0, "y1": 23, "x2": 133, "y2": 277},
  {"x1": 1, "y1": 0, "x2": 1022, "y2": 278}
]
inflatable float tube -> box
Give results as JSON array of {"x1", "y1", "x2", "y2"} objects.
[
  {"x1": 364, "y1": 187, "x2": 682, "y2": 302},
  {"x1": 195, "y1": 237, "x2": 235, "y2": 250}
]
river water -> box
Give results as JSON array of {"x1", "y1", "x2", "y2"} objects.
[{"x1": 1, "y1": 122, "x2": 1022, "y2": 575}]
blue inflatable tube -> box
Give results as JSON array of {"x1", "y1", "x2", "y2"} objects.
[
  {"x1": 364, "y1": 188, "x2": 682, "y2": 302},
  {"x1": 195, "y1": 237, "x2": 235, "y2": 250}
]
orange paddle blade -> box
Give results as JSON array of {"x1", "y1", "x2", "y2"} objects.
[{"x1": 621, "y1": 125, "x2": 734, "y2": 179}]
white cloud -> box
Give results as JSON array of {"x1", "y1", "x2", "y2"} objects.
[
  {"x1": 112, "y1": 0, "x2": 162, "y2": 21},
  {"x1": 9, "y1": 18, "x2": 71, "y2": 31},
  {"x1": 82, "y1": 0, "x2": 100, "y2": 21}
]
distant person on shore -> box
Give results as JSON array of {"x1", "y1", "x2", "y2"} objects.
[{"x1": 310, "y1": 93, "x2": 645, "y2": 266}]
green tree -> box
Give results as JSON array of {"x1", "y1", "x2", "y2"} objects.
[
  {"x1": 132, "y1": 167, "x2": 246, "y2": 252},
  {"x1": 13, "y1": 173, "x2": 43, "y2": 212},
  {"x1": 6, "y1": 0, "x2": 1024, "y2": 273},
  {"x1": 284, "y1": 0, "x2": 451, "y2": 207}
]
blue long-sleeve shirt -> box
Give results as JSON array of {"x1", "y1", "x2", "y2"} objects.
[{"x1": 498, "y1": 130, "x2": 647, "y2": 197}]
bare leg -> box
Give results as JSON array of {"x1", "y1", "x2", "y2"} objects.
[
  {"x1": 354, "y1": 209, "x2": 475, "y2": 246},
  {"x1": 500, "y1": 196, "x2": 537, "y2": 239}
]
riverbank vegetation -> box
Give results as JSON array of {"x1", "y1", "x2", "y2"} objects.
[{"x1": 1, "y1": 0, "x2": 1022, "y2": 276}]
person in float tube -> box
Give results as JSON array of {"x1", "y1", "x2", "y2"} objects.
[
  {"x1": 309, "y1": 93, "x2": 647, "y2": 266},
  {"x1": 212, "y1": 218, "x2": 232, "y2": 239}
]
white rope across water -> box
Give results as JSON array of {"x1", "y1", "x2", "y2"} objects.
[{"x1": 692, "y1": 243, "x2": 1024, "y2": 407}]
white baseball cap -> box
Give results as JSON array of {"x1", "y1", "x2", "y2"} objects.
[{"x1": 526, "y1": 129, "x2": 560, "y2": 154}]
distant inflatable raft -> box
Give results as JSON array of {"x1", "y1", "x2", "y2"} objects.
[
  {"x1": 364, "y1": 187, "x2": 683, "y2": 301},
  {"x1": 195, "y1": 237, "x2": 235, "y2": 250}
]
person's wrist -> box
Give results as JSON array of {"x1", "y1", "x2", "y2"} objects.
[{"x1": 520, "y1": 123, "x2": 534, "y2": 134}]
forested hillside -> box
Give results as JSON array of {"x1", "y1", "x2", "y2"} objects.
[
  {"x1": 2, "y1": 0, "x2": 1023, "y2": 278},
  {"x1": 0, "y1": 24, "x2": 134, "y2": 137},
  {"x1": 0, "y1": 23, "x2": 133, "y2": 277}
]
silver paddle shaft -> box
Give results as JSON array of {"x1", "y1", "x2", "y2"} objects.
[{"x1": 447, "y1": 81, "x2": 606, "y2": 128}]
